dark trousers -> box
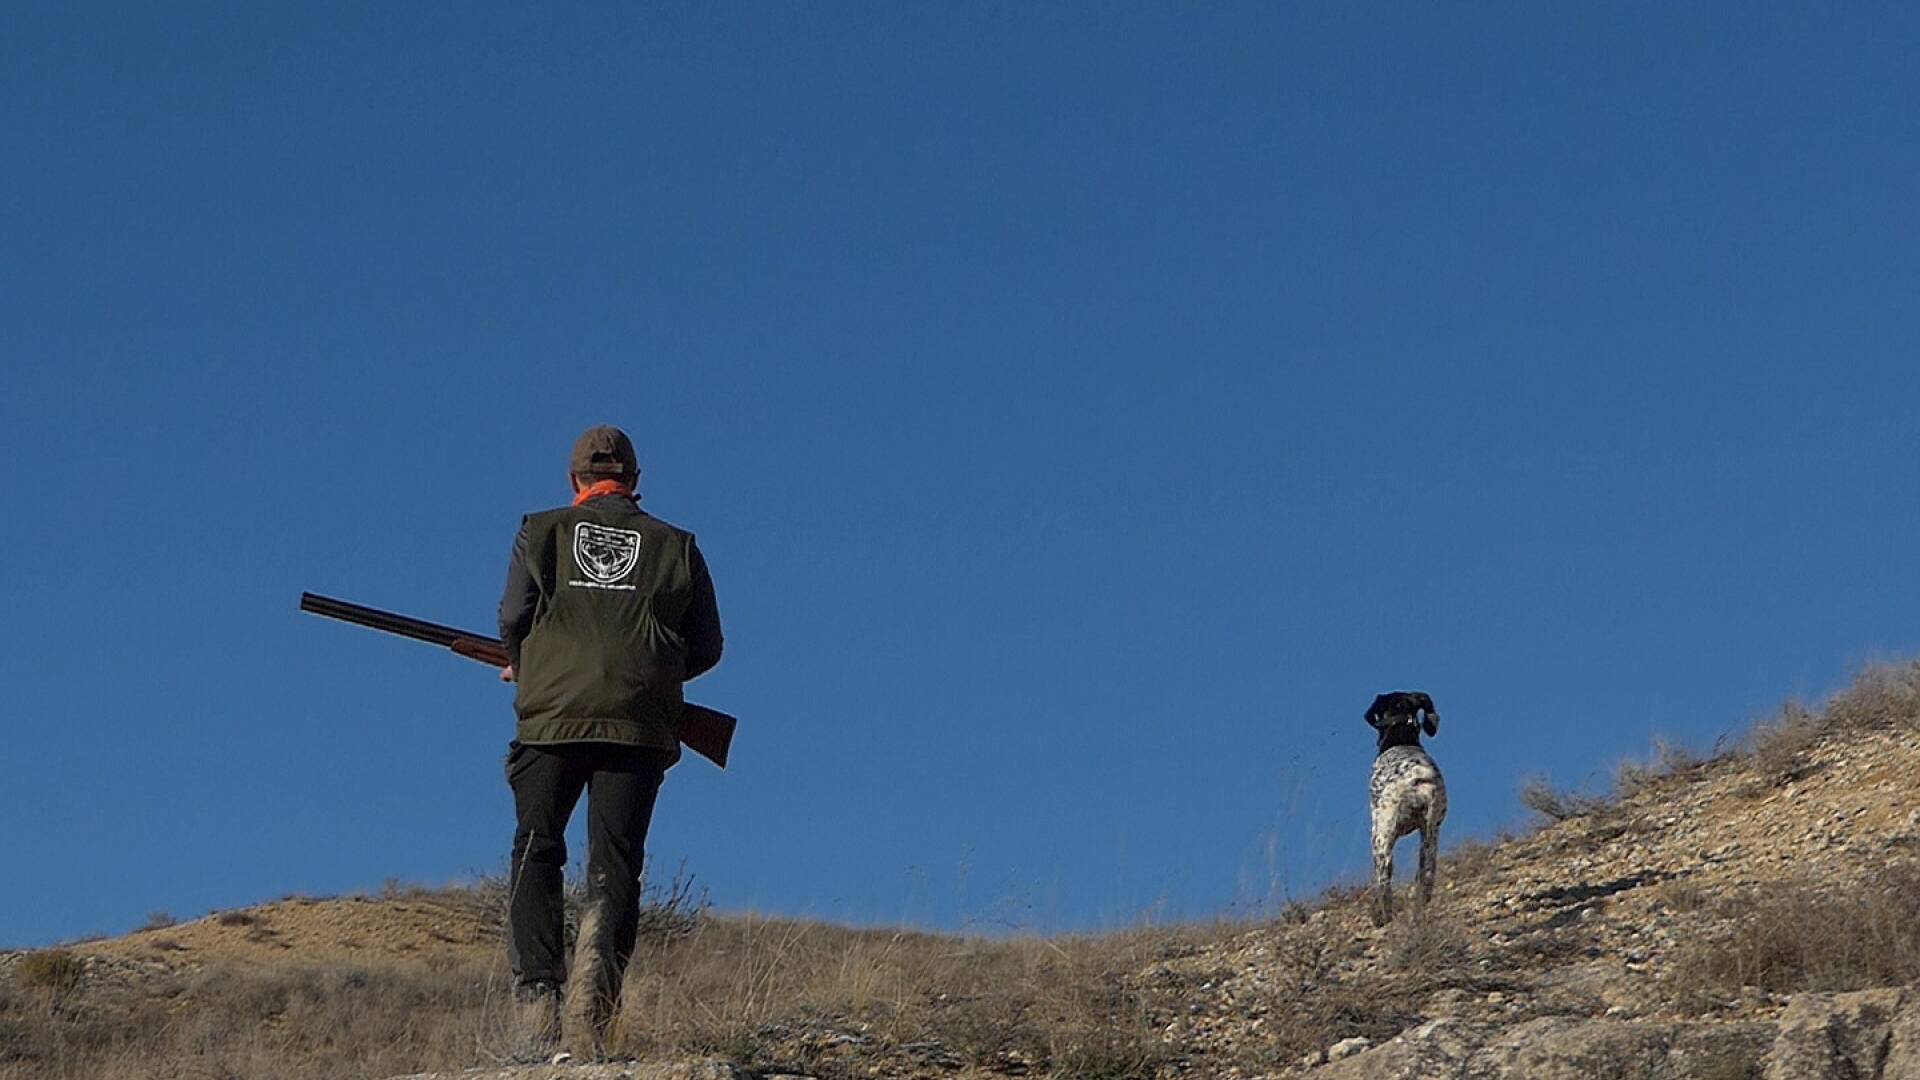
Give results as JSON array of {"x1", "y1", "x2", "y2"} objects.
[{"x1": 505, "y1": 740, "x2": 674, "y2": 991}]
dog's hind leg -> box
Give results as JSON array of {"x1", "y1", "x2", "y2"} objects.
[
  {"x1": 1370, "y1": 824, "x2": 1395, "y2": 927},
  {"x1": 1415, "y1": 819, "x2": 1440, "y2": 914}
]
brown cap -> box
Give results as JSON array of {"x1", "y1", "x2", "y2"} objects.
[{"x1": 570, "y1": 425, "x2": 639, "y2": 480}]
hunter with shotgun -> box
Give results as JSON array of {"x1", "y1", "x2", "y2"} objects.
[{"x1": 301, "y1": 424, "x2": 726, "y2": 1055}]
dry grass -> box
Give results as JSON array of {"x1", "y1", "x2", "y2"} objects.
[
  {"x1": 1821, "y1": 660, "x2": 1920, "y2": 732},
  {"x1": 1652, "y1": 877, "x2": 1715, "y2": 916},
  {"x1": 608, "y1": 916, "x2": 1200, "y2": 1078},
  {"x1": 1744, "y1": 700, "x2": 1824, "y2": 785},
  {"x1": 1669, "y1": 863, "x2": 1920, "y2": 1006},
  {"x1": 0, "y1": 893, "x2": 1508, "y2": 1079},
  {"x1": 1439, "y1": 833, "x2": 1512, "y2": 887},
  {"x1": 11, "y1": 662, "x2": 1920, "y2": 1078},
  {"x1": 13, "y1": 950, "x2": 82, "y2": 995},
  {"x1": 0, "y1": 954, "x2": 514, "y2": 1080},
  {"x1": 1521, "y1": 737, "x2": 1707, "y2": 827},
  {"x1": 1612, "y1": 738, "x2": 1704, "y2": 799},
  {"x1": 1522, "y1": 662, "x2": 1920, "y2": 818},
  {"x1": 1239, "y1": 910, "x2": 1497, "y2": 1067},
  {"x1": 0, "y1": 876, "x2": 665, "y2": 1080},
  {"x1": 1518, "y1": 776, "x2": 1607, "y2": 823},
  {"x1": 0, "y1": 876, "x2": 1230, "y2": 1080},
  {"x1": 1744, "y1": 662, "x2": 1920, "y2": 786}
]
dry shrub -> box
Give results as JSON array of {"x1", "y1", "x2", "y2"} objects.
[
  {"x1": 607, "y1": 865, "x2": 705, "y2": 948},
  {"x1": 1244, "y1": 915, "x2": 1482, "y2": 1066},
  {"x1": 1441, "y1": 834, "x2": 1510, "y2": 888},
  {"x1": 1313, "y1": 879, "x2": 1372, "y2": 912},
  {"x1": 1053, "y1": 1022, "x2": 1170, "y2": 1080},
  {"x1": 1670, "y1": 864, "x2": 1920, "y2": 1003},
  {"x1": 1653, "y1": 877, "x2": 1714, "y2": 915},
  {"x1": 1380, "y1": 913, "x2": 1472, "y2": 974},
  {"x1": 1519, "y1": 776, "x2": 1607, "y2": 822},
  {"x1": 1262, "y1": 933, "x2": 1404, "y2": 1057},
  {"x1": 1823, "y1": 661, "x2": 1920, "y2": 732},
  {"x1": 13, "y1": 951, "x2": 82, "y2": 998},
  {"x1": 1745, "y1": 700, "x2": 1822, "y2": 785},
  {"x1": 1613, "y1": 738, "x2": 1703, "y2": 799},
  {"x1": 1741, "y1": 664, "x2": 1920, "y2": 786},
  {"x1": 1517, "y1": 736, "x2": 1710, "y2": 827}
]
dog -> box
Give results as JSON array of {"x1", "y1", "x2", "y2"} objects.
[{"x1": 1365, "y1": 691, "x2": 1447, "y2": 925}]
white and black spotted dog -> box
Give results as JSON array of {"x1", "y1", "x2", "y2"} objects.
[{"x1": 1365, "y1": 691, "x2": 1447, "y2": 926}]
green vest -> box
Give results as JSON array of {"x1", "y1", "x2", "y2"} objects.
[{"x1": 512, "y1": 501, "x2": 701, "y2": 753}]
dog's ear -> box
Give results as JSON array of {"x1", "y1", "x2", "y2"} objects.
[
  {"x1": 1413, "y1": 687, "x2": 1443, "y2": 730},
  {"x1": 1364, "y1": 693, "x2": 1391, "y2": 729}
]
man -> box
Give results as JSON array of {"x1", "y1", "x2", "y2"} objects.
[{"x1": 497, "y1": 424, "x2": 723, "y2": 1049}]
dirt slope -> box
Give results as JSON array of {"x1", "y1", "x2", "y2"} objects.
[
  {"x1": 76, "y1": 888, "x2": 501, "y2": 979},
  {"x1": 9, "y1": 665, "x2": 1920, "y2": 1079},
  {"x1": 1142, "y1": 718, "x2": 1920, "y2": 1076}
]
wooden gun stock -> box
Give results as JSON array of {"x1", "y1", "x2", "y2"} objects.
[
  {"x1": 304, "y1": 592, "x2": 736, "y2": 768},
  {"x1": 449, "y1": 637, "x2": 511, "y2": 667},
  {"x1": 675, "y1": 704, "x2": 738, "y2": 770}
]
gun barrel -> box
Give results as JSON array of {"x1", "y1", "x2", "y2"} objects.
[
  {"x1": 298, "y1": 592, "x2": 503, "y2": 651},
  {"x1": 299, "y1": 590, "x2": 735, "y2": 768}
]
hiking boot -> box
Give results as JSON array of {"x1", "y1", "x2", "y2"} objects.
[{"x1": 509, "y1": 978, "x2": 562, "y2": 1056}]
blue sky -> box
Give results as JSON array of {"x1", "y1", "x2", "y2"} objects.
[{"x1": 4, "y1": 4, "x2": 1919, "y2": 946}]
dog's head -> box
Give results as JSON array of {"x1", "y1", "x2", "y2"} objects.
[{"x1": 1365, "y1": 691, "x2": 1440, "y2": 750}]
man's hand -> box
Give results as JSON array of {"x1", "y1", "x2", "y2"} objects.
[{"x1": 500, "y1": 664, "x2": 516, "y2": 683}]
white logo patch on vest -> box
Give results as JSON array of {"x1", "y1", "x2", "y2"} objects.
[{"x1": 570, "y1": 522, "x2": 642, "y2": 590}]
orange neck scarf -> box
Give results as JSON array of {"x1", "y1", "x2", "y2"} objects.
[{"x1": 573, "y1": 480, "x2": 636, "y2": 506}]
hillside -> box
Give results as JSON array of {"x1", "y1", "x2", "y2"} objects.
[{"x1": 6, "y1": 664, "x2": 1920, "y2": 1080}]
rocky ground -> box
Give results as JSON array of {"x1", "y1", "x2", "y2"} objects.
[
  {"x1": 9, "y1": 668, "x2": 1920, "y2": 1079},
  {"x1": 1127, "y1": 720, "x2": 1920, "y2": 1079}
]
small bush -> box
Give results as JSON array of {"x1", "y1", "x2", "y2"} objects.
[
  {"x1": 927, "y1": 991, "x2": 1047, "y2": 1066},
  {"x1": 632, "y1": 866, "x2": 707, "y2": 947},
  {"x1": 139, "y1": 911, "x2": 178, "y2": 932},
  {"x1": 215, "y1": 910, "x2": 257, "y2": 927},
  {"x1": 1746, "y1": 700, "x2": 1821, "y2": 784},
  {"x1": 1381, "y1": 914, "x2": 1471, "y2": 974},
  {"x1": 1314, "y1": 879, "x2": 1371, "y2": 911},
  {"x1": 1653, "y1": 877, "x2": 1714, "y2": 915},
  {"x1": 1670, "y1": 864, "x2": 1920, "y2": 1002},
  {"x1": 1519, "y1": 776, "x2": 1606, "y2": 822},
  {"x1": 1441, "y1": 834, "x2": 1513, "y2": 887},
  {"x1": 1051, "y1": 1027, "x2": 1170, "y2": 1080},
  {"x1": 1614, "y1": 738, "x2": 1702, "y2": 798},
  {"x1": 14, "y1": 950, "x2": 83, "y2": 998},
  {"x1": 1823, "y1": 661, "x2": 1920, "y2": 732}
]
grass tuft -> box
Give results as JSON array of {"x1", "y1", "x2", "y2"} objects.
[
  {"x1": 1670, "y1": 863, "x2": 1920, "y2": 1005},
  {"x1": 1518, "y1": 776, "x2": 1606, "y2": 822},
  {"x1": 14, "y1": 950, "x2": 83, "y2": 1000}
]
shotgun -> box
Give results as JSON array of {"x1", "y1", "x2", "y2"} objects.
[{"x1": 299, "y1": 591, "x2": 735, "y2": 768}]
